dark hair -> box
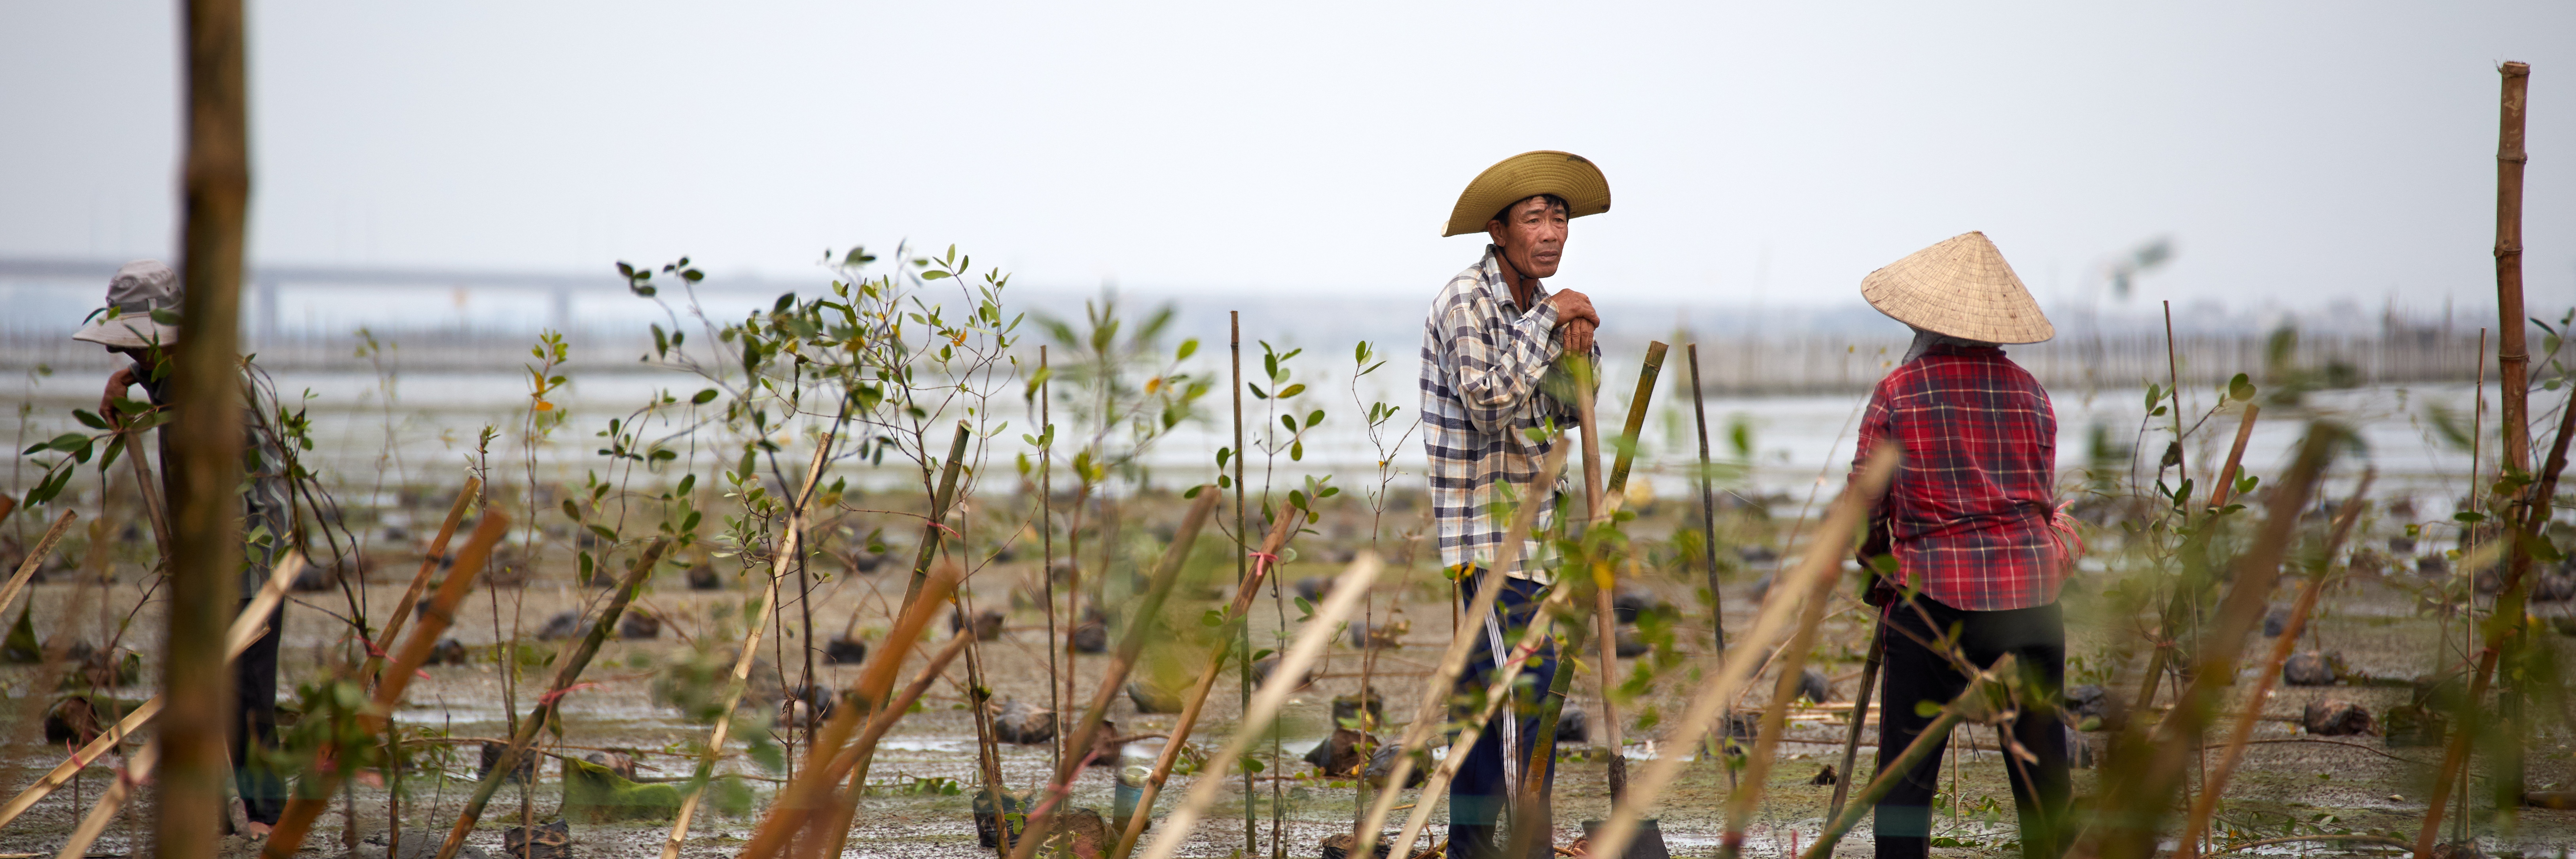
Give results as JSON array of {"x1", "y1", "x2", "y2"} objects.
[{"x1": 1490, "y1": 193, "x2": 1570, "y2": 227}]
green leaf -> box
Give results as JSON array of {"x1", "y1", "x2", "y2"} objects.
[
  {"x1": 1277, "y1": 383, "x2": 1307, "y2": 399},
  {"x1": 1183, "y1": 484, "x2": 1205, "y2": 499},
  {"x1": 72, "y1": 410, "x2": 108, "y2": 430},
  {"x1": 1916, "y1": 700, "x2": 1944, "y2": 717},
  {"x1": 1305, "y1": 409, "x2": 1325, "y2": 428},
  {"x1": 921, "y1": 270, "x2": 952, "y2": 280},
  {"x1": 693, "y1": 388, "x2": 719, "y2": 405},
  {"x1": 2227, "y1": 372, "x2": 2256, "y2": 402},
  {"x1": 1248, "y1": 383, "x2": 1267, "y2": 400},
  {"x1": 1176, "y1": 338, "x2": 1199, "y2": 360}
]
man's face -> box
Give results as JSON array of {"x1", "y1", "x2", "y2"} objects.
[{"x1": 1486, "y1": 195, "x2": 1570, "y2": 280}]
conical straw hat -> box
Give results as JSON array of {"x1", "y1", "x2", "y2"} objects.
[
  {"x1": 1860, "y1": 231, "x2": 2054, "y2": 344},
  {"x1": 1442, "y1": 151, "x2": 1611, "y2": 237}
]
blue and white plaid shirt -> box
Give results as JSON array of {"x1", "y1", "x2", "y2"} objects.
[{"x1": 1419, "y1": 247, "x2": 1596, "y2": 581}]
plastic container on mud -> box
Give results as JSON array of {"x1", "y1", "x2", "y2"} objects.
[{"x1": 1114, "y1": 737, "x2": 1164, "y2": 830}]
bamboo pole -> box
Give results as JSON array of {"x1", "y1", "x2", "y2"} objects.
[
  {"x1": 419, "y1": 539, "x2": 669, "y2": 859},
  {"x1": 899, "y1": 424, "x2": 975, "y2": 612},
  {"x1": 1349, "y1": 446, "x2": 1570, "y2": 859},
  {"x1": 1582, "y1": 444, "x2": 1899, "y2": 859},
  {"x1": 121, "y1": 428, "x2": 170, "y2": 559},
  {"x1": 364, "y1": 477, "x2": 480, "y2": 681},
  {"x1": 1000, "y1": 488, "x2": 1222, "y2": 859},
  {"x1": 1798, "y1": 656, "x2": 2019, "y2": 859},
  {"x1": 1718, "y1": 471, "x2": 1851, "y2": 858},
  {"x1": 2489, "y1": 59, "x2": 2535, "y2": 828},
  {"x1": 2076, "y1": 427, "x2": 2337, "y2": 859},
  {"x1": 2178, "y1": 474, "x2": 2371, "y2": 858},
  {"x1": 2494, "y1": 61, "x2": 2533, "y2": 479},
  {"x1": 260, "y1": 515, "x2": 508, "y2": 859},
  {"x1": 806, "y1": 630, "x2": 980, "y2": 859},
  {"x1": 1107, "y1": 511, "x2": 1304, "y2": 859},
  {"x1": 0, "y1": 511, "x2": 77, "y2": 618},
  {"x1": 1684, "y1": 344, "x2": 1738, "y2": 790},
  {"x1": 160, "y1": 0, "x2": 253, "y2": 852},
  {"x1": 2206, "y1": 405, "x2": 2260, "y2": 509},
  {"x1": 660, "y1": 423, "x2": 844, "y2": 858},
  {"x1": 1825, "y1": 622, "x2": 1883, "y2": 822},
  {"x1": 0, "y1": 552, "x2": 303, "y2": 831},
  {"x1": 1592, "y1": 342, "x2": 1665, "y2": 802},
  {"x1": 2417, "y1": 381, "x2": 2576, "y2": 857},
  {"x1": 1135, "y1": 554, "x2": 1384, "y2": 859},
  {"x1": 736, "y1": 564, "x2": 959, "y2": 859}
]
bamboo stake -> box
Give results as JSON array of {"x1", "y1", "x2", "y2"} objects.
[
  {"x1": 1684, "y1": 344, "x2": 1738, "y2": 790},
  {"x1": 899, "y1": 424, "x2": 975, "y2": 612},
  {"x1": 2417, "y1": 380, "x2": 2575, "y2": 856},
  {"x1": 161, "y1": 0, "x2": 253, "y2": 852},
  {"x1": 65, "y1": 559, "x2": 309, "y2": 855},
  {"x1": 1591, "y1": 343, "x2": 1665, "y2": 802},
  {"x1": 2178, "y1": 474, "x2": 2372, "y2": 858},
  {"x1": 735, "y1": 564, "x2": 959, "y2": 859},
  {"x1": 53, "y1": 738, "x2": 157, "y2": 859},
  {"x1": 2206, "y1": 405, "x2": 2260, "y2": 509},
  {"x1": 1718, "y1": 470, "x2": 1851, "y2": 858},
  {"x1": 660, "y1": 425, "x2": 845, "y2": 859},
  {"x1": 807, "y1": 631, "x2": 980, "y2": 859},
  {"x1": 2495, "y1": 61, "x2": 2534, "y2": 479},
  {"x1": 121, "y1": 428, "x2": 170, "y2": 559},
  {"x1": 0, "y1": 552, "x2": 303, "y2": 831},
  {"x1": 1135, "y1": 554, "x2": 1384, "y2": 859},
  {"x1": 1001, "y1": 488, "x2": 1222, "y2": 859},
  {"x1": 419, "y1": 538, "x2": 669, "y2": 859},
  {"x1": 1107, "y1": 511, "x2": 1304, "y2": 859},
  {"x1": 1582, "y1": 444, "x2": 1899, "y2": 859},
  {"x1": 263, "y1": 514, "x2": 509, "y2": 859},
  {"x1": 1350, "y1": 446, "x2": 1570, "y2": 859},
  {"x1": 364, "y1": 477, "x2": 480, "y2": 681},
  {"x1": 1233, "y1": 310, "x2": 1255, "y2": 855},
  {"x1": 2076, "y1": 427, "x2": 2337, "y2": 859},
  {"x1": 1825, "y1": 621, "x2": 1883, "y2": 823},
  {"x1": 0, "y1": 511, "x2": 78, "y2": 618},
  {"x1": 1798, "y1": 656, "x2": 2019, "y2": 859}
]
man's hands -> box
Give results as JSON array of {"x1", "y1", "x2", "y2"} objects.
[
  {"x1": 1548, "y1": 289, "x2": 1598, "y2": 354},
  {"x1": 100, "y1": 366, "x2": 137, "y2": 429}
]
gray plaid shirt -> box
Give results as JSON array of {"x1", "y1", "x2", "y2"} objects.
[{"x1": 1419, "y1": 247, "x2": 1595, "y2": 581}]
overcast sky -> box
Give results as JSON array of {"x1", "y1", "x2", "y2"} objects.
[{"x1": 3, "y1": 1, "x2": 2572, "y2": 315}]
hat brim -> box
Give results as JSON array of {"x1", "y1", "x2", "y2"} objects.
[
  {"x1": 72, "y1": 317, "x2": 178, "y2": 350},
  {"x1": 1443, "y1": 151, "x2": 1611, "y2": 237}
]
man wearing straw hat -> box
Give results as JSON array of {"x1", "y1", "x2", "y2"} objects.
[
  {"x1": 76, "y1": 260, "x2": 297, "y2": 835},
  {"x1": 1420, "y1": 150, "x2": 1606, "y2": 859},
  {"x1": 1847, "y1": 232, "x2": 2072, "y2": 859}
]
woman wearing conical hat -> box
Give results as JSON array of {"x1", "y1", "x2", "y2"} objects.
[{"x1": 1847, "y1": 232, "x2": 2072, "y2": 859}]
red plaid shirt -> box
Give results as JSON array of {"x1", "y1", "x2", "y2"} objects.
[{"x1": 1852, "y1": 343, "x2": 2062, "y2": 611}]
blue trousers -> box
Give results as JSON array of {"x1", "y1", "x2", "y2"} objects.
[{"x1": 1448, "y1": 570, "x2": 1559, "y2": 859}]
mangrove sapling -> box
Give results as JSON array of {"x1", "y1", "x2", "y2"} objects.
[
  {"x1": 262, "y1": 513, "x2": 511, "y2": 859},
  {"x1": 1239, "y1": 337, "x2": 1333, "y2": 852},
  {"x1": 1350, "y1": 447, "x2": 1569, "y2": 859},
  {"x1": 1583, "y1": 445, "x2": 1898, "y2": 859},
  {"x1": 2074, "y1": 425, "x2": 2339, "y2": 859},
  {"x1": 1135, "y1": 554, "x2": 1385, "y2": 859},
  {"x1": 2417, "y1": 381, "x2": 2576, "y2": 853},
  {"x1": 1108, "y1": 509, "x2": 1307, "y2": 859},
  {"x1": 426, "y1": 538, "x2": 671, "y2": 859},
  {"x1": 1003, "y1": 488, "x2": 1222, "y2": 859},
  {"x1": 735, "y1": 564, "x2": 961, "y2": 859},
  {"x1": 0, "y1": 550, "x2": 305, "y2": 830},
  {"x1": 1343, "y1": 338, "x2": 1424, "y2": 843},
  {"x1": 2178, "y1": 474, "x2": 2372, "y2": 858}
]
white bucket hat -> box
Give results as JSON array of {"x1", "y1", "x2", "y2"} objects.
[
  {"x1": 1860, "y1": 232, "x2": 2054, "y2": 344},
  {"x1": 71, "y1": 260, "x2": 183, "y2": 349}
]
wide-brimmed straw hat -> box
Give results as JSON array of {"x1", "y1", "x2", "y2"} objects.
[
  {"x1": 1442, "y1": 150, "x2": 1611, "y2": 237},
  {"x1": 71, "y1": 260, "x2": 183, "y2": 350},
  {"x1": 1860, "y1": 231, "x2": 2054, "y2": 344}
]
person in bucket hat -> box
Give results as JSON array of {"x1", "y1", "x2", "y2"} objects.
[
  {"x1": 78, "y1": 260, "x2": 296, "y2": 835},
  {"x1": 1846, "y1": 232, "x2": 2072, "y2": 859},
  {"x1": 1420, "y1": 151, "x2": 1608, "y2": 859}
]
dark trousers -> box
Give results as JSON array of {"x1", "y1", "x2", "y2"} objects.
[
  {"x1": 1873, "y1": 596, "x2": 2068, "y2": 859},
  {"x1": 231, "y1": 599, "x2": 286, "y2": 825},
  {"x1": 1448, "y1": 570, "x2": 1559, "y2": 859}
]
